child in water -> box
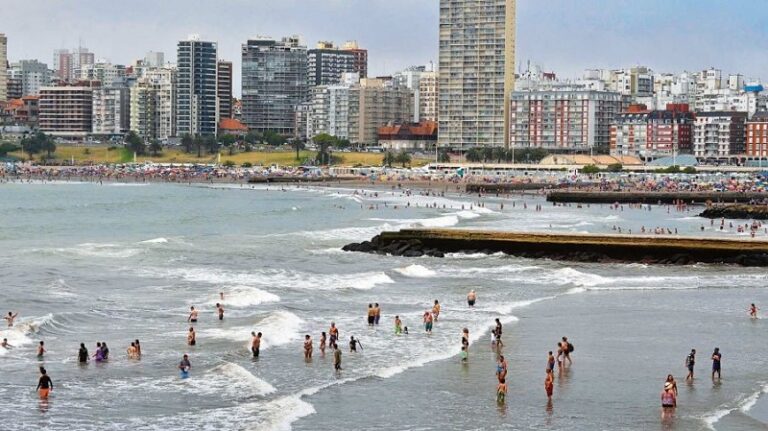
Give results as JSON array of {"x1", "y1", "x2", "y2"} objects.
[{"x1": 497, "y1": 378, "x2": 507, "y2": 403}]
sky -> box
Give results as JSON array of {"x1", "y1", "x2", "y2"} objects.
[{"x1": 1, "y1": 0, "x2": 767, "y2": 96}]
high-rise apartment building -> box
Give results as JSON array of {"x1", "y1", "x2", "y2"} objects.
[
  {"x1": 72, "y1": 47, "x2": 95, "y2": 76},
  {"x1": 144, "y1": 51, "x2": 165, "y2": 68},
  {"x1": 53, "y1": 49, "x2": 72, "y2": 82},
  {"x1": 76, "y1": 62, "x2": 126, "y2": 86},
  {"x1": 746, "y1": 112, "x2": 768, "y2": 158},
  {"x1": 130, "y1": 67, "x2": 177, "y2": 142},
  {"x1": 217, "y1": 60, "x2": 233, "y2": 120},
  {"x1": 176, "y1": 35, "x2": 218, "y2": 136},
  {"x1": 39, "y1": 84, "x2": 95, "y2": 137},
  {"x1": 241, "y1": 36, "x2": 307, "y2": 135},
  {"x1": 342, "y1": 41, "x2": 368, "y2": 79},
  {"x1": 0, "y1": 33, "x2": 7, "y2": 102},
  {"x1": 418, "y1": 72, "x2": 438, "y2": 122},
  {"x1": 610, "y1": 104, "x2": 694, "y2": 159},
  {"x1": 307, "y1": 42, "x2": 357, "y2": 86},
  {"x1": 9, "y1": 60, "x2": 51, "y2": 96},
  {"x1": 438, "y1": 0, "x2": 516, "y2": 149},
  {"x1": 693, "y1": 111, "x2": 747, "y2": 158},
  {"x1": 92, "y1": 83, "x2": 130, "y2": 135}
]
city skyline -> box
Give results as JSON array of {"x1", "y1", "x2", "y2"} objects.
[{"x1": 2, "y1": 0, "x2": 768, "y2": 97}]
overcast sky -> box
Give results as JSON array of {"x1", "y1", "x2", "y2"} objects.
[{"x1": 2, "y1": 0, "x2": 766, "y2": 95}]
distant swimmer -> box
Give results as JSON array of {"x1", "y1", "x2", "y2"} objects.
[
  {"x1": 216, "y1": 303, "x2": 224, "y2": 321},
  {"x1": 187, "y1": 327, "x2": 196, "y2": 346},
  {"x1": 188, "y1": 306, "x2": 198, "y2": 323},
  {"x1": 496, "y1": 378, "x2": 507, "y2": 404},
  {"x1": 78, "y1": 343, "x2": 89, "y2": 363},
  {"x1": 102, "y1": 342, "x2": 110, "y2": 360},
  {"x1": 1, "y1": 338, "x2": 12, "y2": 349},
  {"x1": 329, "y1": 322, "x2": 339, "y2": 347},
  {"x1": 319, "y1": 332, "x2": 327, "y2": 354},
  {"x1": 220, "y1": 292, "x2": 224, "y2": 301},
  {"x1": 432, "y1": 300, "x2": 441, "y2": 321},
  {"x1": 333, "y1": 344, "x2": 342, "y2": 371},
  {"x1": 93, "y1": 342, "x2": 104, "y2": 362},
  {"x1": 423, "y1": 311, "x2": 433, "y2": 334},
  {"x1": 304, "y1": 335, "x2": 313, "y2": 359},
  {"x1": 547, "y1": 351, "x2": 555, "y2": 373},
  {"x1": 467, "y1": 290, "x2": 477, "y2": 307},
  {"x1": 4, "y1": 311, "x2": 18, "y2": 327},
  {"x1": 349, "y1": 336, "x2": 363, "y2": 352},
  {"x1": 367, "y1": 304, "x2": 375, "y2": 327},
  {"x1": 394, "y1": 316, "x2": 403, "y2": 335},
  {"x1": 749, "y1": 303, "x2": 759, "y2": 318},
  {"x1": 36, "y1": 341, "x2": 46, "y2": 359},
  {"x1": 135, "y1": 339, "x2": 141, "y2": 357},
  {"x1": 36, "y1": 367, "x2": 53, "y2": 399},
  {"x1": 496, "y1": 355, "x2": 508, "y2": 382},
  {"x1": 685, "y1": 349, "x2": 696, "y2": 381},
  {"x1": 711, "y1": 348, "x2": 722, "y2": 380},
  {"x1": 127, "y1": 342, "x2": 139, "y2": 359},
  {"x1": 178, "y1": 354, "x2": 191, "y2": 379},
  {"x1": 545, "y1": 369, "x2": 554, "y2": 401},
  {"x1": 374, "y1": 303, "x2": 381, "y2": 325},
  {"x1": 251, "y1": 332, "x2": 261, "y2": 358}
]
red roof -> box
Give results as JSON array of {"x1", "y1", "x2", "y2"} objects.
[
  {"x1": 219, "y1": 118, "x2": 248, "y2": 132},
  {"x1": 378, "y1": 121, "x2": 437, "y2": 138}
]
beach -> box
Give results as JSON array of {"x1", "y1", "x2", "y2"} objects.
[{"x1": 0, "y1": 181, "x2": 766, "y2": 430}]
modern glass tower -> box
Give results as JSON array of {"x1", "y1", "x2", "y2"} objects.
[
  {"x1": 176, "y1": 35, "x2": 218, "y2": 136},
  {"x1": 438, "y1": 0, "x2": 516, "y2": 149}
]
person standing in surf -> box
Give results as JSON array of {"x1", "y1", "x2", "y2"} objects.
[
  {"x1": 711, "y1": 348, "x2": 722, "y2": 380},
  {"x1": 77, "y1": 343, "x2": 89, "y2": 363},
  {"x1": 251, "y1": 332, "x2": 261, "y2": 358},
  {"x1": 749, "y1": 303, "x2": 759, "y2": 318},
  {"x1": 685, "y1": 349, "x2": 696, "y2": 381},
  {"x1": 545, "y1": 369, "x2": 554, "y2": 401},
  {"x1": 4, "y1": 311, "x2": 18, "y2": 327},
  {"x1": 423, "y1": 311, "x2": 433, "y2": 334},
  {"x1": 319, "y1": 332, "x2": 327, "y2": 354},
  {"x1": 367, "y1": 304, "x2": 375, "y2": 327},
  {"x1": 178, "y1": 354, "x2": 191, "y2": 378},
  {"x1": 374, "y1": 303, "x2": 381, "y2": 325},
  {"x1": 432, "y1": 300, "x2": 441, "y2": 322},
  {"x1": 187, "y1": 327, "x2": 196, "y2": 346},
  {"x1": 467, "y1": 290, "x2": 477, "y2": 307},
  {"x1": 394, "y1": 316, "x2": 403, "y2": 335},
  {"x1": 496, "y1": 378, "x2": 507, "y2": 404},
  {"x1": 135, "y1": 339, "x2": 141, "y2": 358},
  {"x1": 349, "y1": 336, "x2": 363, "y2": 352},
  {"x1": 329, "y1": 322, "x2": 339, "y2": 348},
  {"x1": 187, "y1": 306, "x2": 198, "y2": 323},
  {"x1": 304, "y1": 335, "x2": 313, "y2": 359},
  {"x1": 215, "y1": 303, "x2": 224, "y2": 321},
  {"x1": 36, "y1": 341, "x2": 46, "y2": 359},
  {"x1": 333, "y1": 344, "x2": 342, "y2": 371},
  {"x1": 36, "y1": 367, "x2": 53, "y2": 399},
  {"x1": 547, "y1": 351, "x2": 556, "y2": 373}
]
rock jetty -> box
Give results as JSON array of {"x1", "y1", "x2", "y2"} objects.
[
  {"x1": 343, "y1": 229, "x2": 768, "y2": 266},
  {"x1": 547, "y1": 191, "x2": 768, "y2": 204},
  {"x1": 699, "y1": 204, "x2": 768, "y2": 220}
]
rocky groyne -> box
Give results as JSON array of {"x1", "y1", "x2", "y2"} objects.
[
  {"x1": 343, "y1": 229, "x2": 768, "y2": 266},
  {"x1": 699, "y1": 204, "x2": 768, "y2": 220},
  {"x1": 547, "y1": 191, "x2": 768, "y2": 205}
]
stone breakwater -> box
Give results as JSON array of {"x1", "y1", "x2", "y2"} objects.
[
  {"x1": 699, "y1": 204, "x2": 768, "y2": 220},
  {"x1": 547, "y1": 191, "x2": 768, "y2": 204},
  {"x1": 342, "y1": 229, "x2": 768, "y2": 266}
]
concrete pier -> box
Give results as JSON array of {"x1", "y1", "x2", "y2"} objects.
[{"x1": 546, "y1": 191, "x2": 768, "y2": 205}]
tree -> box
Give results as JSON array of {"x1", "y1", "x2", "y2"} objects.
[
  {"x1": 606, "y1": 163, "x2": 623, "y2": 173},
  {"x1": 222, "y1": 160, "x2": 235, "y2": 167},
  {"x1": 263, "y1": 130, "x2": 285, "y2": 146},
  {"x1": 205, "y1": 135, "x2": 218, "y2": 154},
  {"x1": 313, "y1": 133, "x2": 336, "y2": 165},
  {"x1": 291, "y1": 139, "x2": 305, "y2": 160},
  {"x1": 22, "y1": 132, "x2": 56, "y2": 160},
  {"x1": 149, "y1": 141, "x2": 163, "y2": 157},
  {"x1": 465, "y1": 147, "x2": 483, "y2": 163},
  {"x1": 334, "y1": 138, "x2": 351, "y2": 149},
  {"x1": 244, "y1": 131, "x2": 261, "y2": 145},
  {"x1": 219, "y1": 134, "x2": 237, "y2": 147},
  {"x1": 395, "y1": 150, "x2": 412, "y2": 168},
  {"x1": 581, "y1": 164, "x2": 600, "y2": 174},
  {"x1": 437, "y1": 149, "x2": 451, "y2": 163},
  {"x1": 181, "y1": 134, "x2": 194, "y2": 153},
  {"x1": 125, "y1": 131, "x2": 146, "y2": 156},
  {"x1": 483, "y1": 147, "x2": 494, "y2": 163},
  {"x1": 0, "y1": 143, "x2": 20, "y2": 156},
  {"x1": 194, "y1": 135, "x2": 204, "y2": 158},
  {"x1": 683, "y1": 166, "x2": 697, "y2": 174},
  {"x1": 382, "y1": 151, "x2": 396, "y2": 168},
  {"x1": 492, "y1": 147, "x2": 506, "y2": 163}
]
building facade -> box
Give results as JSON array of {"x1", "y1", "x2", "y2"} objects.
[
  {"x1": 342, "y1": 41, "x2": 368, "y2": 79},
  {"x1": 217, "y1": 60, "x2": 233, "y2": 120},
  {"x1": 307, "y1": 42, "x2": 357, "y2": 86},
  {"x1": 438, "y1": 0, "x2": 516, "y2": 149},
  {"x1": 92, "y1": 84, "x2": 130, "y2": 135},
  {"x1": 348, "y1": 78, "x2": 413, "y2": 145},
  {"x1": 610, "y1": 104, "x2": 694, "y2": 159},
  {"x1": 693, "y1": 111, "x2": 747, "y2": 158},
  {"x1": 75, "y1": 62, "x2": 126, "y2": 86},
  {"x1": 378, "y1": 121, "x2": 438, "y2": 151},
  {"x1": 130, "y1": 67, "x2": 176, "y2": 142},
  {"x1": 53, "y1": 49, "x2": 72, "y2": 82},
  {"x1": 39, "y1": 84, "x2": 95, "y2": 137},
  {"x1": 241, "y1": 36, "x2": 307, "y2": 135},
  {"x1": 0, "y1": 33, "x2": 7, "y2": 102},
  {"x1": 746, "y1": 112, "x2": 768, "y2": 158},
  {"x1": 176, "y1": 36, "x2": 218, "y2": 136},
  {"x1": 9, "y1": 60, "x2": 51, "y2": 96},
  {"x1": 418, "y1": 71, "x2": 438, "y2": 122},
  {"x1": 509, "y1": 86, "x2": 623, "y2": 152}
]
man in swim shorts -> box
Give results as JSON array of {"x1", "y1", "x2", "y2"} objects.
[
  {"x1": 367, "y1": 304, "x2": 375, "y2": 326},
  {"x1": 432, "y1": 300, "x2": 441, "y2": 322},
  {"x1": 188, "y1": 306, "x2": 198, "y2": 323},
  {"x1": 36, "y1": 367, "x2": 53, "y2": 399},
  {"x1": 251, "y1": 332, "x2": 261, "y2": 358},
  {"x1": 711, "y1": 348, "x2": 722, "y2": 380},
  {"x1": 304, "y1": 335, "x2": 313, "y2": 359},
  {"x1": 467, "y1": 290, "x2": 476, "y2": 307},
  {"x1": 4, "y1": 311, "x2": 18, "y2": 327},
  {"x1": 685, "y1": 349, "x2": 696, "y2": 381}
]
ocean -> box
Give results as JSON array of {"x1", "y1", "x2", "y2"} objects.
[{"x1": 0, "y1": 181, "x2": 766, "y2": 430}]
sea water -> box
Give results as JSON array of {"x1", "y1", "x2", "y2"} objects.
[{"x1": 0, "y1": 182, "x2": 766, "y2": 430}]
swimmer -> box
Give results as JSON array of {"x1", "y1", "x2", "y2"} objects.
[
  {"x1": 319, "y1": 332, "x2": 327, "y2": 354},
  {"x1": 367, "y1": 304, "x2": 375, "y2": 327},
  {"x1": 304, "y1": 334, "x2": 313, "y2": 359},
  {"x1": 36, "y1": 367, "x2": 53, "y2": 399},
  {"x1": 102, "y1": 342, "x2": 109, "y2": 360},
  {"x1": 403, "y1": 326, "x2": 409, "y2": 335},
  {"x1": 187, "y1": 327, "x2": 196, "y2": 346},
  {"x1": 127, "y1": 342, "x2": 139, "y2": 359},
  {"x1": 545, "y1": 369, "x2": 554, "y2": 401},
  {"x1": 187, "y1": 306, "x2": 198, "y2": 323},
  {"x1": 333, "y1": 344, "x2": 342, "y2": 371},
  {"x1": 496, "y1": 378, "x2": 507, "y2": 404},
  {"x1": 251, "y1": 331, "x2": 261, "y2": 358},
  {"x1": 432, "y1": 300, "x2": 441, "y2": 321},
  {"x1": 93, "y1": 342, "x2": 104, "y2": 362},
  {"x1": 349, "y1": 336, "x2": 363, "y2": 352},
  {"x1": 374, "y1": 303, "x2": 381, "y2": 325},
  {"x1": 220, "y1": 292, "x2": 224, "y2": 301},
  {"x1": 216, "y1": 303, "x2": 224, "y2": 321},
  {"x1": 78, "y1": 343, "x2": 89, "y2": 363},
  {"x1": 1, "y1": 338, "x2": 12, "y2": 349},
  {"x1": 749, "y1": 303, "x2": 759, "y2": 318},
  {"x1": 467, "y1": 290, "x2": 476, "y2": 307},
  {"x1": 394, "y1": 316, "x2": 403, "y2": 335},
  {"x1": 178, "y1": 354, "x2": 191, "y2": 378},
  {"x1": 4, "y1": 311, "x2": 18, "y2": 327},
  {"x1": 36, "y1": 341, "x2": 46, "y2": 359}
]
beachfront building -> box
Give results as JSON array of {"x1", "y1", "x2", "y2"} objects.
[
  {"x1": 508, "y1": 84, "x2": 623, "y2": 153},
  {"x1": 130, "y1": 67, "x2": 177, "y2": 142},
  {"x1": 438, "y1": 0, "x2": 516, "y2": 149},
  {"x1": 342, "y1": 40, "x2": 367, "y2": 79},
  {"x1": 581, "y1": 67, "x2": 653, "y2": 99},
  {"x1": 2, "y1": 96, "x2": 40, "y2": 125},
  {"x1": 0, "y1": 33, "x2": 7, "y2": 102},
  {"x1": 217, "y1": 60, "x2": 233, "y2": 120},
  {"x1": 746, "y1": 112, "x2": 768, "y2": 158},
  {"x1": 7, "y1": 77, "x2": 22, "y2": 100},
  {"x1": 241, "y1": 36, "x2": 307, "y2": 135},
  {"x1": 307, "y1": 41, "x2": 358, "y2": 86},
  {"x1": 176, "y1": 35, "x2": 218, "y2": 136},
  {"x1": 378, "y1": 121, "x2": 438, "y2": 151},
  {"x1": 39, "y1": 83, "x2": 95, "y2": 137},
  {"x1": 610, "y1": 104, "x2": 694, "y2": 159},
  {"x1": 75, "y1": 61, "x2": 126, "y2": 86},
  {"x1": 144, "y1": 51, "x2": 165, "y2": 68},
  {"x1": 92, "y1": 83, "x2": 130, "y2": 136},
  {"x1": 8, "y1": 60, "x2": 51, "y2": 97},
  {"x1": 393, "y1": 66, "x2": 437, "y2": 123},
  {"x1": 693, "y1": 111, "x2": 748, "y2": 159}
]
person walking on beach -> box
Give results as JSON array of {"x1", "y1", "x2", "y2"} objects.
[
  {"x1": 374, "y1": 303, "x2": 381, "y2": 325},
  {"x1": 545, "y1": 369, "x2": 554, "y2": 401},
  {"x1": 178, "y1": 354, "x2": 191, "y2": 378},
  {"x1": 711, "y1": 348, "x2": 722, "y2": 380},
  {"x1": 749, "y1": 303, "x2": 759, "y2": 318},
  {"x1": 251, "y1": 332, "x2": 261, "y2": 358},
  {"x1": 187, "y1": 306, "x2": 198, "y2": 323},
  {"x1": 187, "y1": 327, "x2": 196, "y2": 346},
  {"x1": 4, "y1": 311, "x2": 18, "y2": 327},
  {"x1": 467, "y1": 290, "x2": 477, "y2": 307},
  {"x1": 367, "y1": 304, "x2": 375, "y2": 327},
  {"x1": 496, "y1": 378, "x2": 508, "y2": 404},
  {"x1": 423, "y1": 311, "x2": 433, "y2": 334},
  {"x1": 36, "y1": 341, "x2": 46, "y2": 359},
  {"x1": 36, "y1": 367, "x2": 53, "y2": 399},
  {"x1": 685, "y1": 349, "x2": 696, "y2": 380},
  {"x1": 333, "y1": 344, "x2": 342, "y2": 371},
  {"x1": 432, "y1": 300, "x2": 441, "y2": 322},
  {"x1": 304, "y1": 335, "x2": 313, "y2": 359},
  {"x1": 215, "y1": 303, "x2": 224, "y2": 321}
]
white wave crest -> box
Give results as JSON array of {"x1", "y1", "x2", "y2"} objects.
[
  {"x1": 394, "y1": 264, "x2": 437, "y2": 278},
  {"x1": 204, "y1": 286, "x2": 280, "y2": 308},
  {"x1": 184, "y1": 362, "x2": 275, "y2": 399},
  {"x1": 140, "y1": 237, "x2": 169, "y2": 244}
]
